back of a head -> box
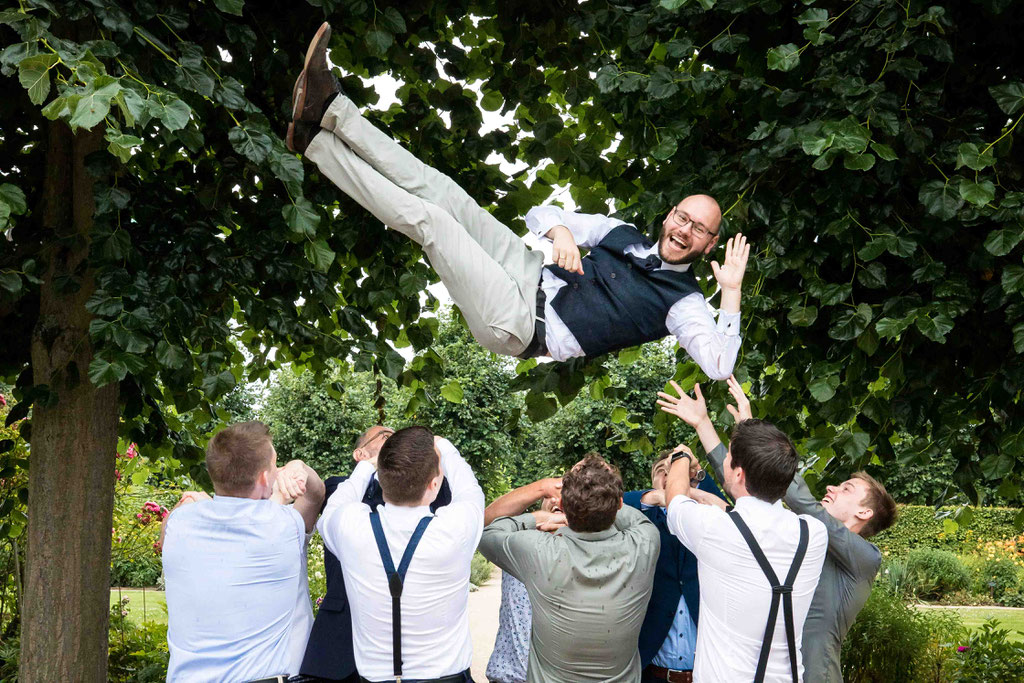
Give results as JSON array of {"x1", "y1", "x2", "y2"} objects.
[
  {"x1": 561, "y1": 453, "x2": 624, "y2": 533},
  {"x1": 852, "y1": 471, "x2": 898, "y2": 538},
  {"x1": 377, "y1": 426, "x2": 438, "y2": 506},
  {"x1": 205, "y1": 421, "x2": 275, "y2": 496},
  {"x1": 729, "y1": 419, "x2": 798, "y2": 503}
]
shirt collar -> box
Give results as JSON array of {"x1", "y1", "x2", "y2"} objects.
[
  {"x1": 635, "y1": 242, "x2": 690, "y2": 273},
  {"x1": 380, "y1": 502, "x2": 433, "y2": 522},
  {"x1": 733, "y1": 495, "x2": 785, "y2": 512},
  {"x1": 557, "y1": 526, "x2": 620, "y2": 542}
]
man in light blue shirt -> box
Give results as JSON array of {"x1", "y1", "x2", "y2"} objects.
[{"x1": 162, "y1": 421, "x2": 324, "y2": 682}]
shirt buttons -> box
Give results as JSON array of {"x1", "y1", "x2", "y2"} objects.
[
  {"x1": 610, "y1": 272, "x2": 617, "y2": 279},
  {"x1": 572, "y1": 283, "x2": 579, "y2": 289}
]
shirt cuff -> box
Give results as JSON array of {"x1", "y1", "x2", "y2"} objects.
[
  {"x1": 525, "y1": 206, "x2": 563, "y2": 240},
  {"x1": 513, "y1": 512, "x2": 538, "y2": 531},
  {"x1": 716, "y1": 310, "x2": 741, "y2": 336}
]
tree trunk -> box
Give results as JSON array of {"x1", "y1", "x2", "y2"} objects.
[{"x1": 20, "y1": 121, "x2": 119, "y2": 681}]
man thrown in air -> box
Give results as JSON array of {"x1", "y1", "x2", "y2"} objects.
[{"x1": 287, "y1": 23, "x2": 750, "y2": 379}]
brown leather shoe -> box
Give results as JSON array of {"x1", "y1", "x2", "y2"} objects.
[
  {"x1": 286, "y1": 120, "x2": 320, "y2": 154},
  {"x1": 292, "y1": 22, "x2": 339, "y2": 123}
]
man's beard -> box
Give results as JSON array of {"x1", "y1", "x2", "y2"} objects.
[{"x1": 658, "y1": 230, "x2": 704, "y2": 265}]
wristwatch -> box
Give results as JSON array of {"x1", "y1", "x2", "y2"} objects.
[{"x1": 670, "y1": 451, "x2": 693, "y2": 465}]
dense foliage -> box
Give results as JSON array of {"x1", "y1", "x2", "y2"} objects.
[{"x1": 873, "y1": 505, "x2": 1023, "y2": 555}]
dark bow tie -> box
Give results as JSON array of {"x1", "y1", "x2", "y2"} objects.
[{"x1": 642, "y1": 254, "x2": 662, "y2": 271}]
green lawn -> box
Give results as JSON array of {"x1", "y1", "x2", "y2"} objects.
[
  {"x1": 110, "y1": 588, "x2": 167, "y2": 626},
  {"x1": 920, "y1": 606, "x2": 1024, "y2": 643}
]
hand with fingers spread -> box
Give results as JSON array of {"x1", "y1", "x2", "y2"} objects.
[
  {"x1": 549, "y1": 225, "x2": 585, "y2": 275},
  {"x1": 711, "y1": 233, "x2": 750, "y2": 292},
  {"x1": 725, "y1": 374, "x2": 753, "y2": 423},
  {"x1": 656, "y1": 380, "x2": 710, "y2": 428}
]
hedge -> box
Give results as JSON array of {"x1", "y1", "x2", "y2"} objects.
[{"x1": 874, "y1": 506, "x2": 1023, "y2": 557}]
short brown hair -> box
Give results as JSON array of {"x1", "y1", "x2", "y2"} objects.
[
  {"x1": 852, "y1": 471, "x2": 898, "y2": 538},
  {"x1": 377, "y1": 426, "x2": 439, "y2": 505},
  {"x1": 561, "y1": 453, "x2": 623, "y2": 533},
  {"x1": 729, "y1": 419, "x2": 798, "y2": 502},
  {"x1": 206, "y1": 421, "x2": 276, "y2": 496}
]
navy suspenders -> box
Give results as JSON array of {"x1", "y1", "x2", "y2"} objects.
[
  {"x1": 728, "y1": 511, "x2": 810, "y2": 683},
  {"x1": 369, "y1": 510, "x2": 434, "y2": 682}
]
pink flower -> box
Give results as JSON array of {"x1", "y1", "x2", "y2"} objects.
[
  {"x1": 160, "y1": 507, "x2": 169, "y2": 520},
  {"x1": 0, "y1": 394, "x2": 7, "y2": 407},
  {"x1": 142, "y1": 501, "x2": 161, "y2": 513},
  {"x1": 114, "y1": 469, "x2": 121, "y2": 481},
  {"x1": 957, "y1": 646, "x2": 970, "y2": 652},
  {"x1": 125, "y1": 443, "x2": 138, "y2": 459}
]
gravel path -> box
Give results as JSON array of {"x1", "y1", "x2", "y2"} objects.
[{"x1": 468, "y1": 567, "x2": 503, "y2": 681}]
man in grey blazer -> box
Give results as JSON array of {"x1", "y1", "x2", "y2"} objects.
[{"x1": 658, "y1": 377, "x2": 898, "y2": 682}]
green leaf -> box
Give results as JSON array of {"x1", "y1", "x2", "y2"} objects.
[
  {"x1": 651, "y1": 135, "x2": 677, "y2": 160},
  {"x1": 809, "y1": 375, "x2": 839, "y2": 402},
  {"x1": 956, "y1": 142, "x2": 995, "y2": 171},
  {"x1": 841, "y1": 430, "x2": 871, "y2": 460},
  {"x1": 0, "y1": 183, "x2": 27, "y2": 216},
  {"x1": 18, "y1": 53, "x2": 57, "y2": 105},
  {"x1": 1002, "y1": 264, "x2": 1024, "y2": 294},
  {"x1": 155, "y1": 340, "x2": 188, "y2": 369},
  {"x1": 659, "y1": 0, "x2": 687, "y2": 9},
  {"x1": 874, "y1": 314, "x2": 910, "y2": 337},
  {"x1": 919, "y1": 180, "x2": 963, "y2": 220},
  {"x1": 787, "y1": 305, "x2": 818, "y2": 327},
  {"x1": 870, "y1": 142, "x2": 898, "y2": 161},
  {"x1": 983, "y1": 227, "x2": 1023, "y2": 256},
  {"x1": 88, "y1": 357, "x2": 127, "y2": 386},
  {"x1": 959, "y1": 179, "x2": 996, "y2": 207},
  {"x1": 1014, "y1": 322, "x2": 1024, "y2": 354},
  {"x1": 829, "y1": 304, "x2": 871, "y2": 341},
  {"x1": 747, "y1": 121, "x2": 776, "y2": 141},
  {"x1": 989, "y1": 81, "x2": 1024, "y2": 115},
  {"x1": 796, "y1": 8, "x2": 829, "y2": 29},
  {"x1": 618, "y1": 347, "x2": 641, "y2": 365},
  {"x1": 69, "y1": 76, "x2": 121, "y2": 130},
  {"x1": 843, "y1": 153, "x2": 875, "y2": 171},
  {"x1": 283, "y1": 197, "x2": 320, "y2": 236},
  {"x1": 766, "y1": 44, "x2": 800, "y2": 72},
  {"x1": 610, "y1": 406, "x2": 628, "y2": 423},
  {"x1": 214, "y1": 0, "x2": 245, "y2": 15},
  {"x1": 269, "y1": 148, "x2": 304, "y2": 188},
  {"x1": 201, "y1": 370, "x2": 236, "y2": 399},
  {"x1": 228, "y1": 125, "x2": 273, "y2": 164},
  {"x1": 979, "y1": 453, "x2": 1015, "y2": 480},
  {"x1": 0, "y1": 272, "x2": 21, "y2": 294},
  {"x1": 366, "y1": 30, "x2": 393, "y2": 56},
  {"x1": 380, "y1": 7, "x2": 406, "y2": 34},
  {"x1": 158, "y1": 97, "x2": 192, "y2": 131},
  {"x1": 304, "y1": 239, "x2": 336, "y2": 273},
  {"x1": 440, "y1": 380, "x2": 464, "y2": 403},
  {"x1": 915, "y1": 313, "x2": 954, "y2": 343},
  {"x1": 480, "y1": 90, "x2": 503, "y2": 112},
  {"x1": 525, "y1": 392, "x2": 557, "y2": 422}
]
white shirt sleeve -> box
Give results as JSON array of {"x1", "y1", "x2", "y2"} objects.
[
  {"x1": 434, "y1": 437, "x2": 485, "y2": 548},
  {"x1": 316, "y1": 461, "x2": 376, "y2": 556},
  {"x1": 666, "y1": 493, "x2": 718, "y2": 554},
  {"x1": 524, "y1": 205, "x2": 625, "y2": 248},
  {"x1": 666, "y1": 292, "x2": 742, "y2": 380}
]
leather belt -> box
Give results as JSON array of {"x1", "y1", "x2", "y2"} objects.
[
  {"x1": 645, "y1": 665, "x2": 693, "y2": 683},
  {"x1": 359, "y1": 669, "x2": 471, "y2": 683},
  {"x1": 516, "y1": 283, "x2": 548, "y2": 359},
  {"x1": 247, "y1": 676, "x2": 289, "y2": 683}
]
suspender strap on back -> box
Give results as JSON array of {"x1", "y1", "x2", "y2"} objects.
[
  {"x1": 728, "y1": 511, "x2": 810, "y2": 683},
  {"x1": 369, "y1": 510, "x2": 434, "y2": 681}
]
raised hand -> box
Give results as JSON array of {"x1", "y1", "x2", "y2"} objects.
[
  {"x1": 725, "y1": 374, "x2": 753, "y2": 423},
  {"x1": 689, "y1": 488, "x2": 728, "y2": 511},
  {"x1": 535, "y1": 510, "x2": 568, "y2": 533},
  {"x1": 657, "y1": 381, "x2": 710, "y2": 427},
  {"x1": 550, "y1": 225, "x2": 584, "y2": 275},
  {"x1": 274, "y1": 460, "x2": 309, "y2": 503},
  {"x1": 710, "y1": 233, "x2": 750, "y2": 292}
]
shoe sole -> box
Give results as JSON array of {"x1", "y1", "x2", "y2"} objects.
[
  {"x1": 292, "y1": 22, "x2": 332, "y2": 121},
  {"x1": 286, "y1": 121, "x2": 296, "y2": 153}
]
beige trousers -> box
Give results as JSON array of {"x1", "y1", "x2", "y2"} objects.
[{"x1": 305, "y1": 96, "x2": 543, "y2": 356}]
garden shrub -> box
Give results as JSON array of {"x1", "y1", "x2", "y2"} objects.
[
  {"x1": 905, "y1": 549, "x2": 970, "y2": 600},
  {"x1": 950, "y1": 620, "x2": 1024, "y2": 682},
  {"x1": 974, "y1": 557, "x2": 1020, "y2": 600},
  {"x1": 873, "y1": 506, "x2": 1022, "y2": 557},
  {"x1": 107, "y1": 599, "x2": 168, "y2": 683},
  {"x1": 470, "y1": 552, "x2": 492, "y2": 587},
  {"x1": 998, "y1": 589, "x2": 1024, "y2": 608},
  {"x1": 841, "y1": 587, "x2": 964, "y2": 682}
]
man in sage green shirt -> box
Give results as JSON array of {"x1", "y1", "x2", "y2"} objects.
[
  {"x1": 479, "y1": 454, "x2": 660, "y2": 682},
  {"x1": 657, "y1": 377, "x2": 898, "y2": 682}
]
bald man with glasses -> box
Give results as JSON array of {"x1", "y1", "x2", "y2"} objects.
[{"x1": 288, "y1": 22, "x2": 751, "y2": 379}]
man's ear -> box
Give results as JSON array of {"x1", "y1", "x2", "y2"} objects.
[
  {"x1": 618, "y1": 497, "x2": 623, "y2": 510},
  {"x1": 704, "y1": 233, "x2": 720, "y2": 255},
  {"x1": 855, "y1": 507, "x2": 875, "y2": 522}
]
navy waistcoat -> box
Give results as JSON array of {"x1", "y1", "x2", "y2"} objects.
[{"x1": 548, "y1": 224, "x2": 702, "y2": 358}]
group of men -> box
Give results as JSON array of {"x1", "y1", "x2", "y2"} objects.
[
  {"x1": 161, "y1": 375, "x2": 896, "y2": 683},
  {"x1": 159, "y1": 21, "x2": 899, "y2": 683}
]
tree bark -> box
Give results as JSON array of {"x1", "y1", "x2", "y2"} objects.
[{"x1": 21, "y1": 120, "x2": 119, "y2": 681}]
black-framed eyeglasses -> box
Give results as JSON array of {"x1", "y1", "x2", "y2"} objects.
[{"x1": 671, "y1": 207, "x2": 717, "y2": 240}]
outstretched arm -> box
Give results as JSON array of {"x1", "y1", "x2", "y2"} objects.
[
  {"x1": 484, "y1": 477, "x2": 563, "y2": 526},
  {"x1": 712, "y1": 234, "x2": 750, "y2": 315}
]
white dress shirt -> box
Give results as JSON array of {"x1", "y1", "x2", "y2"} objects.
[
  {"x1": 524, "y1": 205, "x2": 741, "y2": 378},
  {"x1": 317, "y1": 438, "x2": 484, "y2": 681},
  {"x1": 163, "y1": 497, "x2": 314, "y2": 682},
  {"x1": 666, "y1": 494, "x2": 828, "y2": 683}
]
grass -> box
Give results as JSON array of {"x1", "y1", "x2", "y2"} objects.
[
  {"x1": 919, "y1": 605, "x2": 1024, "y2": 643},
  {"x1": 109, "y1": 588, "x2": 167, "y2": 626}
]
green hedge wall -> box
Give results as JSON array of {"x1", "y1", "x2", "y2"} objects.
[{"x1": 873, "y1": 506, "x2": 1023, "y2": 557}]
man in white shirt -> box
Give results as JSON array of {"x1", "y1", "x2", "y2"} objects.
[
  {"x1": 656, "y1": 411, "x2": 828, "y2": 683},
  {"x1": 286, "y1": 22, "x2": 749, "y2": 378},
  {"x1": 162, "y1": 421, "x2": 325, "y2": 682},
  {"x1": 317, "y1": 426, "x2": 484, "y2": 683}
]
